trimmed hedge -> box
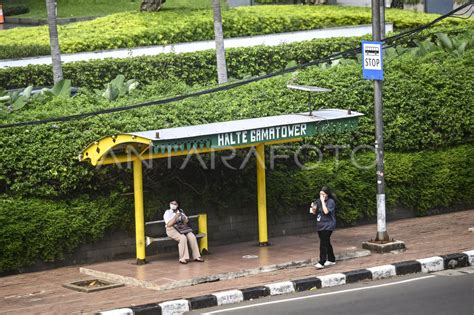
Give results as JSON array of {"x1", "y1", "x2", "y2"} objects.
[
  {"x1": 3, "y1": 5, "x2": 30, "y2": 16},
  {"x1": 0, "y1": 35, "x2": 367, "y2": 89},
  {"x1": 0, "y1": 25, "x2": 469, "y2": 90},
  {"x1": 0, "y1": 194, "x2": 131, "y2": 273},
  {"x1": 1, "y1": 144, "x2": 472, "y2": 273},
  {"x1": 267, "y1": 144, "x2": 474, "y2": 223},
  {"x1": 0, "y1": 48, "x2": 473, "y2": 273},
  {"x1": 0, "y1": 49, "x2": 472, "y2": 198},
  {"x1": 0, "y1": 5, "x2": 471, "y2": 59}
]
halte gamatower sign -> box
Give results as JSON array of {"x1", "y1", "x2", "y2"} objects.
[
  {"x1": 217, "y1": 123, "x2": 308, "y2": 146},
  {"x1": 147, "y1": 116, "x2": 360, "y2": 154}
]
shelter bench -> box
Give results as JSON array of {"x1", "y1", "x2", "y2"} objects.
[{"x1": 145, "y1": 214, "x2": 208, "y2": 255}]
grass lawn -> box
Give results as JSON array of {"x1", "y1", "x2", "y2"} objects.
[{"x1": 2, "y1": 0, "x2": 227, "y2": 19}]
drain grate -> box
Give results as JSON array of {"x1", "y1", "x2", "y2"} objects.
[{"x1": 63, "y1": 279, "x2": 124, "y2": 293}]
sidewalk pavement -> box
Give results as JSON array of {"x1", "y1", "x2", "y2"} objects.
[
  {"x1": 0, "y1": 210, "x2": 472, "y2": 314},
  {"x1": 0, "y1": 24, "x2": 393, "y2": 68}
]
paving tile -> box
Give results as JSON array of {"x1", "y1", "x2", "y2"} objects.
[{"x1": 0, "y1": 210, "x2": 472, "y2": 314}]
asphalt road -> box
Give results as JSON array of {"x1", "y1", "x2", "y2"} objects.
[{"x1": 187, "y1": 267, "x2": 474, "y2": 315}]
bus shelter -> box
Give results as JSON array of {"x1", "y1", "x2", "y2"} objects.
[{"x1": 80, "y1": 109, "x2": 363, "y2": 264}]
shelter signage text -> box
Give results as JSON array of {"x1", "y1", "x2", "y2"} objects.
[{"x1": 216, "y1": 123, "x2": 308, "y2": 147}]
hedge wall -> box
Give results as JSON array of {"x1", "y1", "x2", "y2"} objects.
[
  {"x1": 0, "y1": 5, "x2": 471, "y2": 59},
  {"x1": 0, "y1": 24, "x2": 469, "y2": 90},
  {"x1": 1, "y1": 49, "x2": 472, "y2": 197},
  {"x1": 0, "y1": 194, "x2": 131, "y2": 273},
  {"x1": 0, "y1": 48, "x2": 472, "y2": 273},
  {"x1": 0, "y1": 35, "x2": 366, "y2": 89},
  {"x1": 1, "y1": 145, "x2": 472, "y2": 273}
]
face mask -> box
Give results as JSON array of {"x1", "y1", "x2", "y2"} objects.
[{"x1": 170, "y1": 204, "x2": 178, "y2": 210}]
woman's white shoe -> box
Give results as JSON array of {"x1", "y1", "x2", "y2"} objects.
[
  {"x1": 324, "y1": 261, "x2": 336, "y2": 266},
  {"x1": 314, "y1": 263, "x2": 324, "y2": 269}
]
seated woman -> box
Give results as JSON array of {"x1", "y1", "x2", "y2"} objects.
[{"x1": 163, "y1": 199, "x2": 204, "y2": 264}]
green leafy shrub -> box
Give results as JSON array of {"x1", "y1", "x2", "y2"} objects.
[
  {"x1": 0, "y1": 194, "x2": 132, "y2": 273},
  {"x1": 3, "y1": 5, "x2": 30, "y2": 16},
  {"x1": 0, "y1": 48, "x2": 472, "y2": 274},
  {"x1": 0, "y1": 35, "x2": 365, "y2": 89},
  {"x1": 0, "y1": 48, "x2": 472, "y2": 198},
  {"x1": 267, "y1": 145, "x2": 474, "y2": 223},
  {"x1": 101, "y1": 75, "x2": 139, "y2": 101},
  {"x1": 1, "y1": 25, "x2": 470, "y2": 90},
  {"x1": 0, "y1": 5, "x2": 471, "y2": 59},
  {"x1": 0, "y1": 144, "x2": 472, "y2": 273},
  {"x1": 0, "y1": 79, "x2": 73, "y2": 117}
]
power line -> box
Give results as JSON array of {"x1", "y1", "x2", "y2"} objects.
[{"x1": 0, "y1": 2, "x2": 471, "y2": 130}]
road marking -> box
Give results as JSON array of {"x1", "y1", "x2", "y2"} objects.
[{"x1": 201, "y1": 275, "x2": 436, "y2": 314}]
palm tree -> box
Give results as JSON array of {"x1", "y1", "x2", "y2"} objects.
[
  {"x1": 45, "y1": 0, "x2": 63, "y2": 83},
  {"x1": 212, "y1": 0, "x2": 228, "y2": 84}
]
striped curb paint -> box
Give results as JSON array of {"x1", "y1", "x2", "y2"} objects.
[
  {"x1": 292, "y1": 277, "x2": 322, "y2": 291},
  {"x1": 463, "y1": 250, "x2": 474, "y2": 265},
  {"x1": 100, "y1": 251, "x2": 473, "y2": 315},
  {"x1": 416, "y1": 256, "x2": 444, "y2": 273},
  {"x1": 343, "y1": 269, "x2": 372, "y2": 283},
  {"x1": 159, "y1": 299, "x2": 189, "y2": 315},
  {"x1": 318, "y1": 273, "x2": 346, "y2": 288},
  {"x1": 391, "y1": 260, "x2": 421, "y2": 275},
  {"x1": 241, "y1": 286, "x2": 270, "y2": 300},
  {"x1": 188, "y1": 295, "x2": 217, "y2": 310},
  {"x1": 366, "y1": 264, "x2": 396, "y2": 280},
  {"x1": 265, "y1": 281, "x2": 295, "y2": 295},
  {"x1": 441, "y1": 253, "x2": 469, "y2": 269},
  {"x1": 212, "y1": 289, "x2": 244, "y2": 306},
  {"x1": 131, "y1": 302, "x2": 161, "y2": 315}
]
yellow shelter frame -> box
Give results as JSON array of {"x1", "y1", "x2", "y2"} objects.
[{"x1": 80, "y1": 110, "x2": 362, "y2": 264}]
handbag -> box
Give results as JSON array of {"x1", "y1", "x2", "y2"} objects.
[{"x1": 173, "y1": 222, "x2": 193, "y2": 234}]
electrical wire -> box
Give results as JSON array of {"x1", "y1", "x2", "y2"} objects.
[{"x1": 0, "y1": 2, "x2": 471, "y2": 130}]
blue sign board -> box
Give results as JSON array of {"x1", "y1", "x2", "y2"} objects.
[{"x1": 362, "y1": 41, "x2": 384, "y2": 80}]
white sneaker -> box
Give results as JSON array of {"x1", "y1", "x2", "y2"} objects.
[
  {"x1": 324, "y1": 261, "x2": 336, "y2": 266},
  {"x1": 314, "y1": 263, "x2": 324, "y2": 269}
]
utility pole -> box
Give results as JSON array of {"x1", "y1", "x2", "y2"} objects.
[
  {"x1": 380, "y1": 0, "x2": 385, "y2": 39},
  {"x1": 371, "y1": 0, "x2": 389, "y2": 242}
]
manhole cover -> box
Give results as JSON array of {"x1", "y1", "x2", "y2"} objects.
[
  {"x1": 242, "y1": 255, "x2": 259, "y2": 259},
  {"x1": 63, "y1": 279, "x2": 124, "y2": 293}
]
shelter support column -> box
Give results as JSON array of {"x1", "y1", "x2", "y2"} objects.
[
  {"x1": 133, "y1": 159, "x2": 147, "y2": 265},
  {"x1": 256, "y1": 144, "x2": 269, "y2": 246}
]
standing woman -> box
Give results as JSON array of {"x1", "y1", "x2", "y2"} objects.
[
  {"x1": 310, "y1": 186, "x2": 336, "y2": 269},
  {"x1": 163, "y1": 199, "x2": 204, "y2": 264}
]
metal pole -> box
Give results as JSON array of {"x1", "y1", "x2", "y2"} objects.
[
  {"x1": 380, "y1": 0, "x2": 385, "y2": 39},
  {"x1": 133, "y1": 159, "x2": 147, "y2": 264},
  {"x1": 198, "y1": 213, "x2": 209, "y2": 254},
  {"x1": 372, "y1": 0, "x2": 389, "y2": 242},
  {"x1": 256, "y1": 144, "x2": 269, "y2": 245}
]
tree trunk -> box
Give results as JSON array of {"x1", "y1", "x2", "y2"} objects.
[
  {"x1": 140, "y1": 0, "x2": 166, "y2": 12},
  {"x1": 212, "y1": 0, "x2": 228, "y2": 84},
  {"x1": 46, "y1": 0, "x2": 63, "y2": 83},
  {"x1": 390, "y1": 0, "x2": 403, "y2": 9}
]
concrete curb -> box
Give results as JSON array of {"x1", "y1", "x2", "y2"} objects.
[{"x1": 100, "y1": 250, "x2": 473, "y2": 315}]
